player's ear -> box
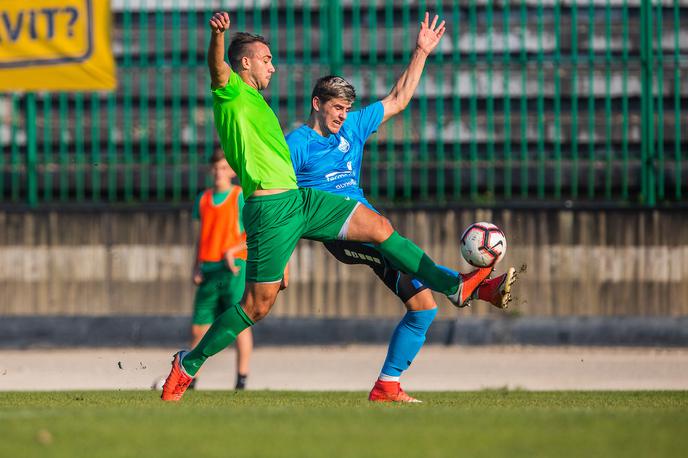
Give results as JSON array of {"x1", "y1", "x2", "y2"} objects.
[
  {"x1": 312, "y1": 96, "x2": 321, "y2": 112},
  {"x1": 241, "y1": 55, "x2": 251, "y2": 71}
]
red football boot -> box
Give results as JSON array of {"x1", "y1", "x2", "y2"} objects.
[
  {"x1": 476, "y1": 267, "x2": 517, "y2": 309},
  {"x1": 448, "y1": 267, "x2": 494, "y2": 308},
  {"x1": 161, "y1": 351, "x2": 194, "y2": 402},
  {"x1": 368, "y1": 380, "x2": 421, "y2": 403}
]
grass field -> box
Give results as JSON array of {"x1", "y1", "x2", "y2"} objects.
[{"x1": 1, "y1": 390, "x2": 686, "y2": 457}]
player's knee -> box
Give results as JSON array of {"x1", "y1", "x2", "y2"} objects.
[
  {"x1": 243, "y1": 301, "x2": 268, "y2": 322},
  {"x1": 242, "y1": 288, "x2": 277, "y2": 322},
  {"x1": 250, "y1": 301, "x2": 272, "y2": 321},
  {"x1": 405, "y1": 290, "x2": 437, "y2": 311},
  {"x1": 372, "y1": 216, "x2": 394, "y2": 244}
]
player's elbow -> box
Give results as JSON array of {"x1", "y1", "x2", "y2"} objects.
[
  {"x1": 389, "y1": 96, "x2": 409, "y2": 116},
  {"x1": 383, "y1": 96, "x2": 407, "y2": 119},
  {"x1": 395, "y1": 95, "x2": 411, "y2": 112}
]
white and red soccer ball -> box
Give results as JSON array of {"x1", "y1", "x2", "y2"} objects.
[{"x1": 460, "y1": 222, "x2": 507, "y2": 267}]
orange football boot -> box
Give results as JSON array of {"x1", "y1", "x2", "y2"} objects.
[
  {"x1": 476, "y1": 267, "x2": 517, "y2": 309},
  {"x1": 368, "y1": 380, "x2": 421, "y2": 403},
  {"x1": 161, "y1": 351, "x2": 194, "y2": 402},
  {"x1": 448, "y1": 266, "x2": 494, "y2": 308}
]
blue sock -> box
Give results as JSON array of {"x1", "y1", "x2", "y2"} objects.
[
  {"x1": 412, "y1": 265, "x2": 459, "y2": 291},
  {"x1": 437, "y1": 264, "x2": 458, "y2": 277},
  {"x1": 380, "y1": 308, "x2": 438, "y2": 378}
]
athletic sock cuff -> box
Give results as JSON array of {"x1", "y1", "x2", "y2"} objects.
[
  {"x1": 235, "y1": 304, "x2": 255, "y2": 326},
  {"x1": 379, "y1": 373, "x2": 401, "y2": 382}
]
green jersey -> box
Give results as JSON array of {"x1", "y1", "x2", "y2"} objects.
[{"x1": 211, "y1": 71, "x2": 297, "y2": 198}]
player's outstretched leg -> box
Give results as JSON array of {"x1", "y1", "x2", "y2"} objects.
[{"x1": 345, "y1": 205, "x2": 493, "y2": 306}]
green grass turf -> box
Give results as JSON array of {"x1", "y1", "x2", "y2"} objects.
[{"x1": 0, "y1": 391, "x2": 686, "y2": 457}]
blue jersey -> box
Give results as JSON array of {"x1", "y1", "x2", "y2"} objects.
[{"x1": 286, "y1": 101, "x2": 384, "y2": 210}]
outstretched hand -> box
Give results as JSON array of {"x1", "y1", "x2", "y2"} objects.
[
  {"x1": 209, "y1": 12, "x2": 230, "y2": 34},
  {"x1": 416, "y1": 12, "x2": 446, "y2": 55}
]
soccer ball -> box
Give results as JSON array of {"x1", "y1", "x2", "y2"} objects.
[{"x1": 460, "y1": 222, "x2": 507, "y2": 267}]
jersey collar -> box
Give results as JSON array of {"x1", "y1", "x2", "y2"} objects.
[{"x1": 302, "y1": 124, "x2": 342, "y2": 147}]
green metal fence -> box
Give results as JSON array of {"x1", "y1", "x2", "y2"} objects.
[{"x1": 1, "y1": 0, "x2": 686, "y2": 207}]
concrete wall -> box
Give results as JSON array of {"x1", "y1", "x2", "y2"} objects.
[{"x1": 1, "y1": 207, "x2": 687, "y2": 318}]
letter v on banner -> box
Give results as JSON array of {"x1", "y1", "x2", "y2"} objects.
[{"x1": 0, "y1": 0, "x2": 116, "y2": 91}]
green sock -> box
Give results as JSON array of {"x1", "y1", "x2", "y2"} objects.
[
  {"x1": 377, "y1": 231, "x2": 459, "y2": 296},
  {"x1": 182, "y1": 304, "x2": 254, "y2": 376}
]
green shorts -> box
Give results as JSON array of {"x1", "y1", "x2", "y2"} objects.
[
  {"x1": 192, "y1": 260, "x2": 246, "y2": 325},
  {"x1": 243, "y1": 188, "x2": 359, "y2": 283}
]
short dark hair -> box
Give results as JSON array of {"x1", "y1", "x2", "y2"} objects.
[
  {"x1": 311, "y1": 75, "x2": 356, "y2": 106},
  {"x1": 228, "y1": 32, "x2": 270, "y2": 71},
  {"x1": 210, "y1": 149, "x2": 226, "y2": 164}
]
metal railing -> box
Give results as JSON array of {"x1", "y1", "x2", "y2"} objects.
[{"x1": 1, "y1": 0, "x2": 686, "y2": 207}]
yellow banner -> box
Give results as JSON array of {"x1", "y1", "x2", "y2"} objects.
[{"x1": 0, "y1": 0, "x2": 116, "y2": 91}]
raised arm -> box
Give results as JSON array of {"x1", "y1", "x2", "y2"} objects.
[
  {"x1": 380, "y1": 12, "x2": 446, "y2": 124},
  {"x1": 208, "y1": 12, "x2": 232, "y2": 89}
]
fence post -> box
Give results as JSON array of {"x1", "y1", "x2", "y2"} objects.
[
  {"x1": 640, "y1": 0, "x2": 656, "y2": 206},
  {"x1": 26, "y1": 93, "x2": 38, "y2": 207},
  {"x1": 326, "y1": 0, "x2": 343, "y2": 76}
]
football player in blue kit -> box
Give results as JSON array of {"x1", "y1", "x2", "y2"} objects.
[{"x1": 286, "y1": 13, "x2": 517, "y2": 402}]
